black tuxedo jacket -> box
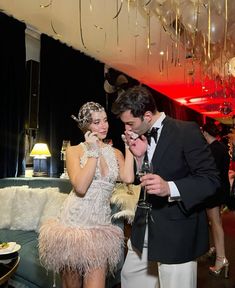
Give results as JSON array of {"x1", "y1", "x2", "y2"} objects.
[{"x1": 131, "y1": 116, "x2": 220, "y2": 264}]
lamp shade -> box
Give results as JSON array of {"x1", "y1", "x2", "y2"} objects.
[{"x1": 30, "y1": 143, "x2": 51, "y2": 158}]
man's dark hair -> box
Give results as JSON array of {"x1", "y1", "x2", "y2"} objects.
[
  {"x1": 111, "y1": 85, "x2": 157, "y2": 118},
  {"x1": 202, "y1": 123, "x2": 220, "y2": 137}
]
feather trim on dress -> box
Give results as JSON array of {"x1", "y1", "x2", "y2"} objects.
[
  {"x1": 111, "y1": 183, "x2": 141, "y2": 224},
  {"x1": 39, "y1": 219, "x2": 124, "y2": 276}
]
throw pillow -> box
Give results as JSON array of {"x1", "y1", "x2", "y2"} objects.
[
  {"x1": 37, "y1": 190, "x2": 68, "y2": 231},
  {"x1": 10, "y1": 187, "x2": 49, "y2": 231},
  {"x1": 0, "y1": 186, "x2": 22, "y2": 228}
]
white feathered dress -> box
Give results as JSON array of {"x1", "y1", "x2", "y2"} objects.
[{"x1": 38, "y1": 143, "x2": 124, "y2": 276}]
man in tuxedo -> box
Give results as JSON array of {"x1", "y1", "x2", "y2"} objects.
[{"x1": 111, "y1": 85, "x2": 220, "y2": 288}]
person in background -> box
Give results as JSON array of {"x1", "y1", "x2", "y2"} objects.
[
  {"x1": 227, "y1": 129, "x2": 235, "y2": 211},
  {"x1": 111, "y1": 85, "x2": 220, "y2": 288},
  {"x1": 39, "y1": 102, "x2": 134, "y2": 288},
  {"x1": 202, "y1": 123, "x2": 230, "y2": 278}
]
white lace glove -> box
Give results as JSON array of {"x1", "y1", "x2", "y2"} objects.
[
  {"x1": 121, "y1": 131, "x2": 139, "y2": 148},
  {"x1": 84, "y1": 131, "x2": 100, "y2": 158}
]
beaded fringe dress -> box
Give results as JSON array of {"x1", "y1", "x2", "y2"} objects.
[{"x1": 38, "y1": 143, "x2": 124, "y2": 276}]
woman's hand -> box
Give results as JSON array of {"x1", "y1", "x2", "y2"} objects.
[
  {"x1": 85, "y1": 131, "x2": 98, "y2": 143},
  {"x1": 84, "y1": 131, "x2": 99, "y2": 152}
]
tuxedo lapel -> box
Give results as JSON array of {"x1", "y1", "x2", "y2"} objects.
[{"x1": 152, "y1": 117, "x2": 176, "y2": 170}]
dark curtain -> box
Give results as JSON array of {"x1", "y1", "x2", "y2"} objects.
[
  {"x1": 39, "y1": 34, "x2": 105, "y2": 177},
  {"x1": 0, "y1": 12, "x2": 26, "y2": 178}
]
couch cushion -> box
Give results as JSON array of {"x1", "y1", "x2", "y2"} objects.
[
  {"x1": 0, "y1": 229, "x2": 37, "y2": 245},
  {"x1": 0, "y1": 229, "x2": 59, "y2": 288},
  {"x1": 16, "y1": 235, "x2": 57, "y2": 288},
  {"x1": 0, "y1": 187, "x2": 17, "y2": 229},
  {"x1": 0, "y1": 177, "x2": 72, "y2": 193},
  {"x1": 10, "y1": 187, "x2": 49, "y2": 231}
]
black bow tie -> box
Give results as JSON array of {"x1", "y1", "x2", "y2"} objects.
[{"x1": 145, "y1": 127, "x2": 159, "y2": 145}]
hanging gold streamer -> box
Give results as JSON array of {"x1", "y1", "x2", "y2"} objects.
[
  {"x1": 144, "y1": 0, "x2": 152, "y2": 6},
  {"x1": 166, "y1": 45, "x2": 169, "y2": 78},
  {"x1": 127, "y1": 0, "x2": 131, "y2": 25},
  {"x1": 50, "y1": 20, "x2": 61, "y2": 38},
  {"x1": 127, "y1": 0, "x2": 130, "y2": 13},
  {"x1": 159, "y1": 25, "x2": 162, "y2": 73},
  {"x1": 147, "y1": 10, "x2": 150, "y2": 64},
  {"x1": 224, "y1": 0, "x2": 228, "y2": 52},
  {"x1": 174, "y1": 12, "x2": 178, "y2": 67},
  {"x1": 207, "y1": 0, "x2": 211, "y2": 60},
  {"x1": 89, "y1": 0, "x2": 93, "y2": 12},
  {"x1": 115, "y1": 0, "x2": 120, "y2": 47},
  {"x1": 134, "y1": 0, "x2": 139, "y2": 63},
  {"x1": 40, "y1": 0, "x2": 61, "y2": 37},
  {"x1": 203, "y1": 34, "x2": 207, "y2": 66},
  {"x1": 78, "y1": 0, "x2": 87, "y2": 49},
  {"x1": 171, "y1": 43, "x2": 174, "y2": 64},
  {"x1": 39, "y1": 0, "x2": 52, "y2": 8},
  {"x1": 113, "y1": 0, "x2": 123, "y2": 19}
]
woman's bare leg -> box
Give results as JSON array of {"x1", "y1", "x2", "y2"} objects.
[
  {"x1": 83, "y1": 267, "x2": 106, "y2": 288},
  {"x1": 206, "y1": 206, "x2": 226, "y2": 266},
  {"x1": 60, "y1": 269, "x2": 82, "y2": 288}
]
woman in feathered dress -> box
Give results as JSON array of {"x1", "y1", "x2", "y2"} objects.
[{"x1": 39, "y1": 102, "x2": 135, "y2": 288}]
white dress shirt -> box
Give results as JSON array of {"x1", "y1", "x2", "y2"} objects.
[{"x1": 147, "y1": 112, "x2": 181, "y2": 200}]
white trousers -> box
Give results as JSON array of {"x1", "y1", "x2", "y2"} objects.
[{"x1": 121, "y1": 238, "x2": 197, "y2": 288}]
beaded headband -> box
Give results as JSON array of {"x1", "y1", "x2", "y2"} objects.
[{"x1": 71, "y1": 102, "x2": 105, "y2": 131}]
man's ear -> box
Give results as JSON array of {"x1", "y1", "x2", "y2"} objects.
[{"x1": 143, "y1": 111, "x2": 152, "y2": 123}]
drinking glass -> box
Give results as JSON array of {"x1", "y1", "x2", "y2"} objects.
[
  {"x1": 60, "y1": 140, "x2": 71, "y2": 178},
  {"x1": 137, "y1": 157, "x2": 153, "y2": 210}
]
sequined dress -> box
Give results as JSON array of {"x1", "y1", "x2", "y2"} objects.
[{"x1": 38, "y1": 143, "x2": 124, "y2": 275}]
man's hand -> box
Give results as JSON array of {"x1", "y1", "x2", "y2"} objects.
[
  {"x1": 124, "y1": 131, "x2": 147, "y2": 158},
  {"x1": 140, "y1": 173, "x2": 170, "y2": 197}
]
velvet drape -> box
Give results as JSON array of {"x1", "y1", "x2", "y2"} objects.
[
  {"x1": 0, "y1": 12, "x2": 26, "y2": 178},
  {"x1": 39, "y1": 34, "x2": 105, "y2": 177}
]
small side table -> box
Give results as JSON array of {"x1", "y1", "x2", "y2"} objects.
[{"x1": 0, "y1": 252, "x2": 20, "y2": 287}]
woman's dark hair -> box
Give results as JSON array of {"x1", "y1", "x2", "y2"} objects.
[{"x1": 111, "y1": 85, "x2": 157, "y2": 118}]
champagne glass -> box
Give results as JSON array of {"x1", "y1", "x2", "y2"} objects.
[
  {"x1": 137, "y1": 157, "x2": 153, "y2": 210},
  {"x1": 60, "y1": 140, "x2": 71, "y2": 178}
]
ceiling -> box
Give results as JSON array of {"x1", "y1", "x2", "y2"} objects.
[{"x1": 0, "y1": 0, "x2": 235, "y2": 124}]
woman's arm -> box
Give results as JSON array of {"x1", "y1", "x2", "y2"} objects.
[
  {"x1": 66, "y1": 143, "x2": 98, "y2": 197},
  {"x1": 114, "y1": 146, "x2": 135, "y2": 184}
]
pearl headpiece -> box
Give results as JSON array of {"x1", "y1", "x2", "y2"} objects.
[{"x1": 71, "y1": 102, "x2": 105, "y2": 131}]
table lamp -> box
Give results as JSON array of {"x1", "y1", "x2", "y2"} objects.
[{"x1": 30, "y1": 143, "x2": 51, "y2": 177}]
